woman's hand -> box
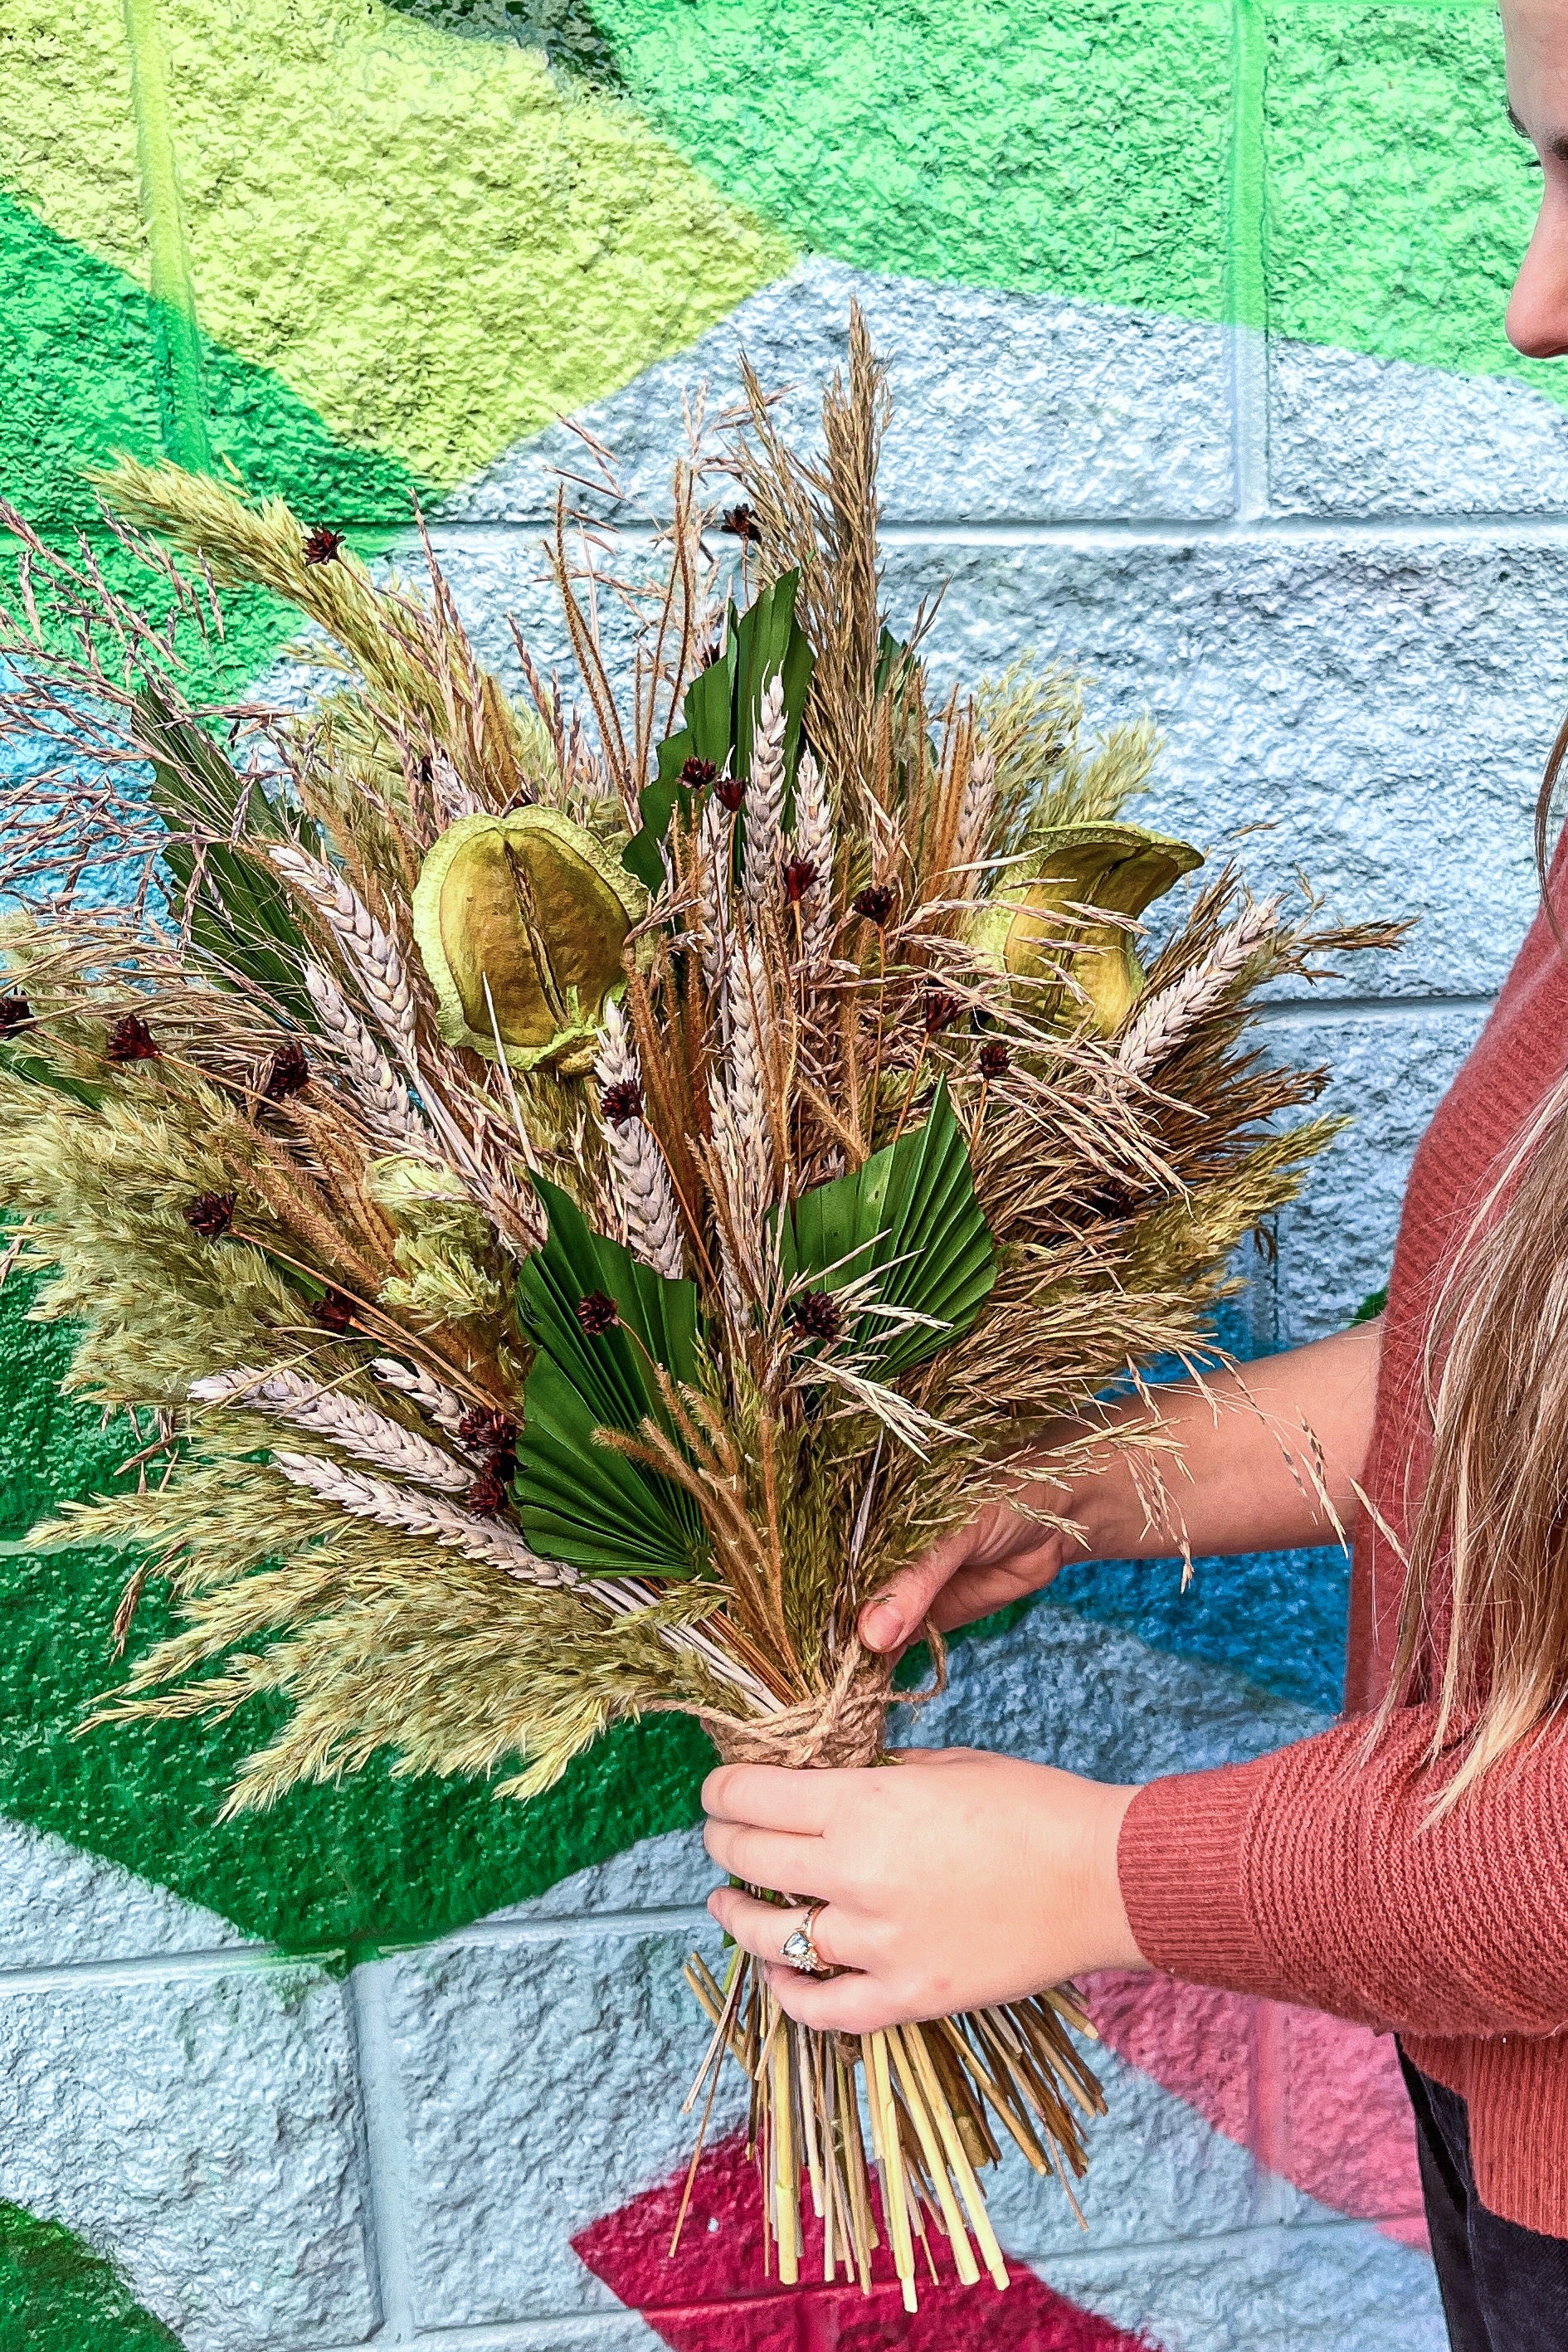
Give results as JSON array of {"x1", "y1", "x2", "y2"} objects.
[
  {"x1": 858, "y1": 1496, "x2": 1078, "y2": 1654},
  {"x1": 703, "y1": 1747, "x2": 1148, "y2": 2033}
]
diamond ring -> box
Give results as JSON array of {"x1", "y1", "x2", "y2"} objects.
[{"x1": 779, "y1": 1901, "x2": 830, "y2": 1976}]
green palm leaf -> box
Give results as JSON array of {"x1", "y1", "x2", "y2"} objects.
[
  {"x1": 514, "y1": 1176, "x2": 708, "y2": 1576},
  {"x1": 777, "y1": 1082, "x2": 996, "y2": 1377},
  {"x1": 623, "y1": 568, "x2": 814, "y2": 893}
]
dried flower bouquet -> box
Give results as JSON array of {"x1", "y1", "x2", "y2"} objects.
[{"x1": 0, "y1": 313, "x2": 1394, "y2": 2308}]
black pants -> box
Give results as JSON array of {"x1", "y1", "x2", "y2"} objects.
[{"x1": 1400, "y1": 2048, "x2": 1568, "y2": 2350}]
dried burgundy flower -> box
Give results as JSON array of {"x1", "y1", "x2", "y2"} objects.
[
  {"x1": 261, "y1": 1040, "x2": 309, "y2": 1101},
  {"x1": 978, "y1": 1040, "x2": 1010, "y2": 1081},
  {"x1": 715, "y1": 777, "x2": 746, "y2": 814},
  {"x1": 718, "y1": 504, "x2": 762, "y2": 543},
  {"x1": 923, "y1": 989, "x2": 964, "y2": 1037},
  {"x1": 679, "y1": 756, "x2": 717, "y2": 791},
  {"x1": 577, "y1": 1289, "x2": 620, "y2": 1337},
  {"x1": 458, "y1": 1405, "x2": 517, "y2": 1456},
  {"x1": 466, "y1": 1464, "x2": 510, "y2": 1517},
  {"x1": 0, "y1": 995, "x2": 32, "y2": 1035},
  {"x1": 301, "y1": 525, "x2": 345, "y2": 566},
  {"x1": 184, "y1": 1191, "x2": 236, "y2": 1240},
  {"x1": 105, "y1": 1014, "x2": 158, "y2": 1063},
  {"x1": 852, "y1": 884, "x2": 896, "y2": 926},
  {"x1": 782, "y1": 856, "x2": 817, "y2": 905},
  {"x1": 601, "y1": 1078, "x2": 644, "y2": 1128},
  {"x1": 787, "y1": 1288, "x2": 844, "y2": 1344},
  {"x1": 315, "y1": 1288, "x2": 356, "y2": 1334}
]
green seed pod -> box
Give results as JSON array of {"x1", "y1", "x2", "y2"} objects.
[
  {"x1": 412, "y1": 809, "x2": 645, "y2": 1075},
  {"x1": 967, "y1": 821, "x2": 1203, "y2": 1035}
]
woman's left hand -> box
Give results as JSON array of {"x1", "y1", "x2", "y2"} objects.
[{"x1": 703, "y1": 1746, "x2": 1149, "y2": 2033}]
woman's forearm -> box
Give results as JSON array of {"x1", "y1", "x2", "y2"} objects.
[{"x1": 1030, "y1": 1316, "x2": 1385, "y2": 1566}]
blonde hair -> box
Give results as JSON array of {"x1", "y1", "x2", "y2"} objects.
[{"x1": 1378, "y1": 710, "x2": 1568, "y2": 1810}]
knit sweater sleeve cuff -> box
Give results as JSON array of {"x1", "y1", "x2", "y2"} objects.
[{"x1": 1116, "y1": 1761, "x2": 1273, "y2": 1992}]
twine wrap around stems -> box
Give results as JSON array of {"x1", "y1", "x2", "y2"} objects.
[{"x1": 699, "y1": 1643, "x2": 898, "y2": 1770}]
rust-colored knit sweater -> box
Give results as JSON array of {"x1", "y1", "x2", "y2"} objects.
[{"x1": 1118, "y1": 874, "x2": 1568, "y2": 2236}]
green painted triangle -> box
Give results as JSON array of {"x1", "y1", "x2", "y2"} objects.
[
  {"x1": 0, "y1": 189, "x2": 422, "y2": 704},
  {"x1": 0, "y1": 2202, "x2": 183, "y2": 2352},
  {"x1": 584, "y1": 0, "x2": 1566, "y2": 410}
]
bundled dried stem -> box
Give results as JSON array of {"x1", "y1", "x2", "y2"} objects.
[{"x1": 0, "y1": 312, "x2": 1400, "y2": 2306}]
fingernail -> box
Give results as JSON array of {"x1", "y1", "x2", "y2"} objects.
[{"x1": 862, "y1": 1600, "x2": 900, "y2": 1650}]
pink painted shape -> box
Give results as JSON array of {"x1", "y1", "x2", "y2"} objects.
[
  {"x1": 572, "y1": 2129, "x2": 1157, "y2": 2352},
  {"x1": 1083, "y1": 1972, "x2": 1429, "y2": 2249}
]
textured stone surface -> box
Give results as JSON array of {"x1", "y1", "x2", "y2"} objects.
[
  {"x1": 1, "y1": 0, "x2": 789, "y2": 492},
  {"x1": 590, "y1": 0, "x2": 1231, "y2": 318},
  {"x1": 1269, "y1": 338, "x2": 1568, "y2": 516},
  {"x1": 384, "y1": 1923, "x2": 749, "y2": 2326},
  {"x1": 0, "y1": 1817, "x2": 245, "y2": 1970},
  {"x1": 1034, "y1": 2223, "x2": 1446, "y2": 2352},
  {"x1": 449, "y1": 257, "x2": 1236, "y2": 523},
  {"x1": 1272, "y1": 1007, "x2": 1489, "y2": 1343},
  {"x1": 0, "y1": 1962, "x2": 375, "y2": 2350}
]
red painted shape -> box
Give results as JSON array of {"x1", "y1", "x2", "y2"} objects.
[
  {"x1": 1083, "y1": 1972, "x2": 1429, "y2": 2249},
  {"x1": 572, "y1": 2130, "x2": 1156, "y2": 2352}
]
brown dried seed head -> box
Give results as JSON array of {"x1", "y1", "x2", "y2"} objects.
[
  {"x1": 714, "y1": 776, "x2": 745, "y2": 814},
  {"x1": 787, "y1": 1288, "x2": 844, "y2": 1343},
  {"x1": 718, "y1": 504, "x2": 761, "y2": 543},
  {"x1": 183, "y1": 1191, "x2": 236, "y2": 1240},
  {"x1": 679, "y1": 757, "x2": 717, "y2": 791},
  {"x1": 261, "y1": 1040, "x2": 310, "y2": 1101},
  {"x1": 576, "y1": 1289, "x2": 620, "y2": 1337},
  {"x1": 782, "y1": 856, "x2": 817, "y2": 905},
  {"x1": 457, "y1": 1405, "x2": 517, "y2": 1455},
  {"x1": 302, "y1": 525, "x2": 345, "y2": 566},
  {"x1": 923, "y1": 989, "x2": 964, "y2": 1036},
  {"x1": 600, "y1": 1078, "x2": 644, "y2": 1128},
  {"x1": 105, "y1": 1014, "x2": 158, "y2": 1063},
  {"x1": 852, "y1": 884, "x2": 896, "y2": 926},
  {"x1": 978, "y1": 1040, "x2": 1010, "y2": 1080},
  {"x1": 466, "y1": 1465, "x2": 510, "y2": 1517},
  {"x1": 315, "y1": 1288, "x2": 356, "y2": 1334},
  {"x1": 0, "y1": 995, "x2": 32, "y2": 1035}
]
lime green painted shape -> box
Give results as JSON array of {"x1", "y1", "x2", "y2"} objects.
[
  {"x1": 589, "y1": 0, "x2": 1234, "y2": 317},
  {"x1": 0, "y1": 2202, "x2": 183, "y2": 2352},
  {"x1": 1261, "y1": 2, "x2": 1565, "y2": 400},
  {"x1": 0, "y1": 1269, "x2": 713, "y2": 1954},
  {"x1": 0, "y1": 0, "x2": 790, "y2": 490}
]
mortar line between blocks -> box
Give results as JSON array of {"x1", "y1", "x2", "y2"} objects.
[
  {"x1": 421, "y1": 512, "x2": 1568, "y2": 551},
  {"x1": 352, "y1": 1956, "x2": 419, "y2": 2342},
  {"x1": 1225, "y1": 0, "x2": 1269, "y2": 524}
]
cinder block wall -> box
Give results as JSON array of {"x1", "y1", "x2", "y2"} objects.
[{"x1": 2, "y1": 3, "x2": 1565, "y2": 2346}]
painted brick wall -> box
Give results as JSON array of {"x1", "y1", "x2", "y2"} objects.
[{"x1": 2, "y1": 2, "x2": 1564, "y2": 2345}]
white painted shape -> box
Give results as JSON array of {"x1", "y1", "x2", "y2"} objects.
[
  {"x1": 441, "y1": 256, "x2": 1238, "y2": 525},
  {"x1": 0, "y1": 1811, "x2": 251, "y2": 1968},
  {"x1": 0, "y1": 1960, "x2": 377, "y2": 2350}
]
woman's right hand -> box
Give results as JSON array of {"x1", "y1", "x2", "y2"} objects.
[{"x1": 858, "y1": 1493, "x2": 1079, "y2": 1655}]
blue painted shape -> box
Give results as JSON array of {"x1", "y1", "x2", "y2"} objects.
[{"x1": 1045, "y1": 1541, "x2": 1351, "y2": 1717}]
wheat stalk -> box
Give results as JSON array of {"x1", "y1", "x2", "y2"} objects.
[
  {"x1": 696, "y1": 793, "x2": 733, "y2": 1005},
  {"x1": 1116, "y1": 898, "x2": 1283, "y2": 1077},
  {"x1": 304, "y1": 962, "x2": 424, "y2": 1144},
  {"x1": 743, "y1": 674, "x2": 787, "y2": 928},
  {"x1": 594, "y1": 999, "x2": 684, "y2": 1278},
  {"x1": 192, "y1": 1367, "x2": 473, "y2": 1493},
  {"x1": 270, "y1": 844, "x2": 416, "y2": 1055},
  {"x1": 952, "y1": 748, "x2": 996, "y2": 897},
  {"x1": 270, "y1": 1449, "x2": 575, "y2": 1585},
  {"x1": 368, "y1": 1356, "x2": 475, "y2": 1448},
  {"x1": 791, "y1": 748, "x2": 835, "y2": 972}
]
